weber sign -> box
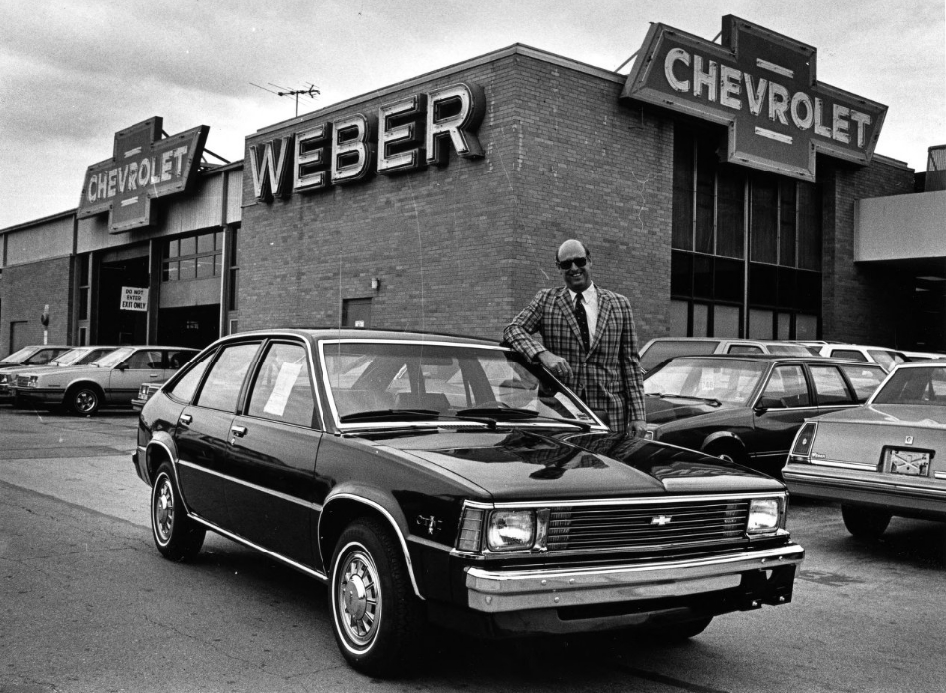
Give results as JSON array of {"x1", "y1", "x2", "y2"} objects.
[
  {"x1": 121, "y1": 287, "x2": 149, "y2": 312},
  {"x1": 621, "y1": 15, "x2": 887, "y2": 181}
]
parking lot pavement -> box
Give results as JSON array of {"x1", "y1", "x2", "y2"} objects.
[{"x1": 0, "y1": 406, "x2": 149, "y2": 527}]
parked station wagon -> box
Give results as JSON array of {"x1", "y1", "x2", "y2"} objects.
[
  {"x1": 133, "y1": 328, "x2": 803, "y2": 676},
  {"x1": 14, "y1": 346, "x2": 197, "y2": 415},
  {"x1": 643, "y1": 355, "x2": 886, "y2": 476}
]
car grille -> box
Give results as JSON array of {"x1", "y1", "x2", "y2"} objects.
[
  {"x1": 546, "y1": 499, "x2": 750, "y2": 552},
  {"x1": 15, "y1": 375, "x2": 29, "y2": 387}
]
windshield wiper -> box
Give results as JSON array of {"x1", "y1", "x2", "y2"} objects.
[
  {"x1": 339, "y1": 409, "x2": 440, "y2": 422},
  {"x1": 455, "y1": 407, "x2": 592, "y2": 431},
  {"x1": 647, "y1": 393, "x2": 722, "y2": 407}
]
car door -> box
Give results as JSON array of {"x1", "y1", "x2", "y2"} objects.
[
  {"x1": 173, "y1": 342, "x2": 262, "y2": 528},
  {"x1": 749, "y1": 363, "x2": 818, "y2": 470},
  {"x1": 108, "y1": 349, "x2": 164, "y2": 404},
  {"x1": 224, "y1": 340, "x2": 322, "y2": 566}
]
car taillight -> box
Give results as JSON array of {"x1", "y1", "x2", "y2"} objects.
[{"x1": 789, "y1": 422, "x2": 817, "y2": 461}]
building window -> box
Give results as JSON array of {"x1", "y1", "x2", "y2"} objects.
[
  {"x1": 342, "y1": 298, "x2": 372, "y2": 328},
  {"x1": 162, "y1": 230, "x2": 224, "y2": 283},
  {"x1": 670, "y1": 124, "x2": 822, "y2": 339},
  {"x1": 78, "y1": 254, "x2": 91, "y2": 320}
]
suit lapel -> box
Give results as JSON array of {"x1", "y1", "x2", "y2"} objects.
[
  {"x1": 590, "y1": 291, "x2": 613, "y2": 354},
  {"x1": 555, "y1": 288, "x2": 585, "y2": 349}
]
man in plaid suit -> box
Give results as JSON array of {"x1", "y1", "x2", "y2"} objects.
[{"x1": 503, "y1": 239, "x2": 647, "y2": 437}]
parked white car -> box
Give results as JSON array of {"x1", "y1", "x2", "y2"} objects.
[
  {"x1": 639, "y1": 337, "x2": 812, "y2": 372},
  {"x1": 817, "y1": 344, "x2": 907, "y2": 372}
]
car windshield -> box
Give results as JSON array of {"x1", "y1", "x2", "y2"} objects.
[
  {"x1": 94, "y1": 347, "x2": 137, "y2": 368},
  {"x1": 50, "y1": 348, "x2": 105, "y2": 366},
  {"x1": 321, "y1": 341, "x2": 599, "y2": 427},
  {"x1": 4, "y1": 346, "x2": 40, "y2": 363},
  {"x1": 644, "y1": 358, "x2": 768, "y2": 406},
  {"x1": 871, "y1": 366, "x2": 946, "y2": 405}
]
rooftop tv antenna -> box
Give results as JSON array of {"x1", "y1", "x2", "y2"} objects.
[{"x1": 250, "y1": 82, "x2": 320, "y2": 117}]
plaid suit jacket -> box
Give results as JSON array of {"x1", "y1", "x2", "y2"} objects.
[{"x1": 503, "y1": 285, "x2": 646, "y2": 432}]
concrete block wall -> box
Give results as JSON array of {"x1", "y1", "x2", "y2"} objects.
[{"x1": 0, "y1": 257, "x2": 74, "y2": 358}]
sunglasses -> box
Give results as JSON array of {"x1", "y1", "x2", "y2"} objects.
[{"x1": 557, "y1": 257, "x2": 588, "y2": 270}]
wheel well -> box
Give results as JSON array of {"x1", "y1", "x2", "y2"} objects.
[
  {"x1": 146, "y1": 443, "x2": 173, "y2": 485},
  {"x1": 703, "y1": 436, "x2": 746, "y2": 461},
  {"x1": 319, "y1": 499, "x2": 384, "y2": 568},
  {"x1": 66, "y1": 381, "x2": 104, "y2": 399}
]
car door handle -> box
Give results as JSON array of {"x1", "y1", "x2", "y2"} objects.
[
  {"x1": 179, "y1": 414, "x2": 192, "y2": 425},
  {"x1": 150, "y1": 373, "x2": 161, "y2": 378},
  {"x1": 231, "y1": 425, "x2": 247, "y2": 437}
]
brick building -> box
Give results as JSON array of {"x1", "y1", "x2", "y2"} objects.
[{"x1": 1, "y1": 20, "x2": 943, "y2": 358}]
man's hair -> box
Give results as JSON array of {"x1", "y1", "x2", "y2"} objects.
[{"x1": 554, "y1": 240, "x2": 590, "y2": 263}]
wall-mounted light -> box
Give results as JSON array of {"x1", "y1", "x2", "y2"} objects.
[{"x1": 371, "y1": 277, "x2": 380, "y2": 291}]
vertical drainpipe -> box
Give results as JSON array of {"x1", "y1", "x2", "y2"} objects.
[
  {"x1": 147, "y1": 238, "x2": 161, "y2": 345},
  {"x1": 218, "y1": 168, "x2": 230, "y2": 340}
]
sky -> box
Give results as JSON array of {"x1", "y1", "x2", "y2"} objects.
[{"x1": 1, "y1": 0, "x2": 943, "y2": 230}]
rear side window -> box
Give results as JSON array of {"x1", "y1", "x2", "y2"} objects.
[
  {"x1": 867, "y1": 350, "x2": 897, "y2": 371},
  {"x1": 247, "y1": 342, "x2": 315, "y2": 427},
  {"x1": 727, "y1": 345, "x2": 763, "y2": 355},
  {"x1": 195, "y1": 343, "x2": 260, "y2": 412},
  {"x1": 810, "y1": 365, "x2": 855, "y2": 405},
  {"x1": 839, "y1": 365, "x2": 885, "y2": 402},
  {"x1": 759, "y1": 365, "x2": 810, "y2": 408},
  {"x1": 830, "y1": 349, "x2": 867, "y2": 362},
  {"x1": 168, "y1": 351, "x2": 215, "y2": 403},
  {"x1": 640, "y1": 340, "x2": 720, "y2": 371}
]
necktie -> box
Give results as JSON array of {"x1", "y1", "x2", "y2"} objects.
[{"x1": 574, "y1": 293, "x2": 590, "y2": 351}]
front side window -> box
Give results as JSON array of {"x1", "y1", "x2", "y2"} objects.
[
  {"x1": 125, "y1": 350, "x2": 163, "y2": 369},
  {"x1": 247, "y1": 342, "x2": 315, "y2": 427},
  {"x1": 759, "y1": 365, "x2": 810, "y2": 408},
  {"x1": 168, "y1": 351, "x2": 215, "y2": 403},
  {"x1": 195, "y1": 343, "x2": 260, "y2": 412}
]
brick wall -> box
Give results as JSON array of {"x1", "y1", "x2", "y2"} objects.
[
  {"x1": 0, "y1": 257, "x2": 74, "y2": 358},
  {"x1": 820, "y1": 158, "x2": 916, "y2": 347},
  {"x1": 240, "y1": 51, "x2": 674, "y2": 345}
]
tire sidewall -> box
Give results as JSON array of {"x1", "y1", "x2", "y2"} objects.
[
  {"x1": 70, "y1": 385, "x2": 100, "y2": 415},
  {"x1": 331, "y1": 536, "x2": 383, "y2": 658},
  {"x1": 151, "y1": 466, "x2": 178, "y2": 551}
]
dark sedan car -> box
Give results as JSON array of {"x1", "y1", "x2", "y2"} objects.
[
  {"x1": 134, "y1": 329, "x2": 803, "y2": 677},
  {"x1": 643, "y1": 355, "x2": 886, "y2": 476}
]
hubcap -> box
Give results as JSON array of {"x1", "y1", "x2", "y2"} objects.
[
  {"x1": 336, "y1": 549, "x2": 380, "y2": 647},
  {"x1": 75, "y1": 390, "x2": 96, "y2": 413},
  {"x1": 154, "y1": 478, "x2": 174, "y2": 542}
]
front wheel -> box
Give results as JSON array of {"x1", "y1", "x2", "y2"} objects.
[
  {"x1": 841, "y1": 504, "x2": 891, "y2": 539},
  {"x1": 151, "y1": 462, "x2": 205, "y2": 561},
  {"x1": 68, "y1": 385, "x2": 101, "y2": 415},
  {"x1": 330, "y1": 518, "x2": 423, "y2": 677}
]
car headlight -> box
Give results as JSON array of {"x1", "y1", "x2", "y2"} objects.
[
  {"x1": 0, "y1": 375, "x2": 7, "y2": 385},
  {"x1": 487, "y1": 510, "x2": 535, "y2": 551},
  {"x1": 27, "y1": 376, "x2": 39, "y2": 388},
  {"x1": 747, "y1": 498, "x2": 782, "y2": 535}
]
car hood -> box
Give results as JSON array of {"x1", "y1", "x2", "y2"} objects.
[
  {"x1": 645, "y1": 395, "x2": 740, "y2": 424},
  {"x1": 375, "y1": 428, "x2": 781, "y2": 500},
  {"x1": 814, "y1": 403, "x2": 946, "y2": 428}
]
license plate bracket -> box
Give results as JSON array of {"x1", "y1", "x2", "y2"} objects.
[{"x1": 885, "y1": 448, "x2": 931, "y2": 476}]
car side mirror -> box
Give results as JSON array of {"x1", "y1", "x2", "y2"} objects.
[
  {"x1": 754, "y1": 396, "x2": 780, "y2": 413},
  {"x1": 117, "y1": 362, "x2": 129, "y2": 371}
]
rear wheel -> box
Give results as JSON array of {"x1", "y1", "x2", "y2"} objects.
[
  {"x1": 330, "y1": 518, "x2": 423, "y2": 677},
  {"x1": 841, "y1": 504, "x2": 891, "y2": 539},
  {"x1": 68, "y1": 384, "x2": 101, "y2": 416},
  {"x1": 151, "y1": 462, "x2": 205, "y2": 561}
]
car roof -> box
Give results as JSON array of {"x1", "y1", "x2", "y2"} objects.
[
  {"x1": 220, "y1": 327, "x2": 498, "y2": 347},
  {"x1": 660, "y1": 353, "x2": 881, "y2": 366}
]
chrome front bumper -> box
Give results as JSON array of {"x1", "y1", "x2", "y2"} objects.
[{"x1": 465, "y1": 543, "x2": 804, "y2": 614}]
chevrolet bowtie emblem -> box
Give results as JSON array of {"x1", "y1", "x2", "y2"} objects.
[{"x1": 651, "y1": 515, "x2": 673, "y2": 526}]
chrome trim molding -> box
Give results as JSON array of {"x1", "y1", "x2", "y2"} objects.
[
  {"x1": 784, "y1": 468, "x2": 946, "y2": 500},
  {"x1": 462, "y1": 491, "x2": 785, "y2": 511},
  {"x1": 465, "y1": 544, "x2": 804, "y2": 613},
  {"x1": 189, "y1": 513, "x2": 327, "y2": 582},
  {"x1": 176, "y1": 459, "x2": 322, "y2": 511},
  {"x1": 407, "y1": 534, "x2": 453, "y2": 552},
  {"x1": 318, "y1": 492, "x2": 425, "y2": 600}
]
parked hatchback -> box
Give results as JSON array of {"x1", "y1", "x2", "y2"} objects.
[
  {"x1": 639, "y1": 337, "x2": 813, "y2": 373},
  {"x1": 14, "y1": 346, "x2": 197, "y2": 415},
  {"x1": 134, "y1": 328, "x2": 803, "y2": 676},
  {"x1": 643, "y1": 355, "x2": 886, "y2": 476}
]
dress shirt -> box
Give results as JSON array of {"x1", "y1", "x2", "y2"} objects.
[{"x1": 568, "y1": 283, "x2": 598, "y2": 344}]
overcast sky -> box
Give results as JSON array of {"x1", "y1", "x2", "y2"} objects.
[{"x1": 1, "y1": 0, "x2": 943, "y2": 229}]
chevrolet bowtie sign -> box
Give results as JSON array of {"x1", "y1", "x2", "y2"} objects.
[
  {"x1": 78, "y1": 117, "x2": 209, "y2": 233},
  {"x1": 621, "y1": 15, "x2": 887, "y2": 181}
]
